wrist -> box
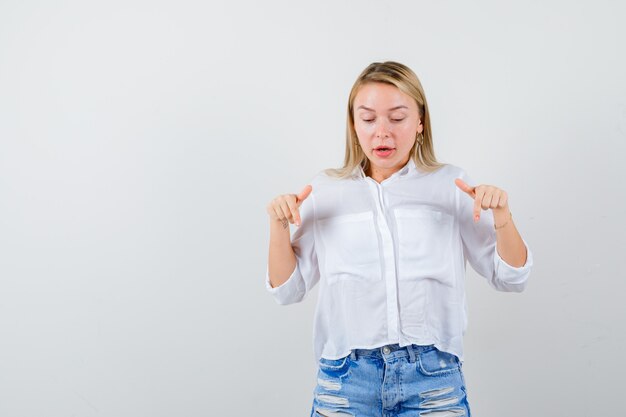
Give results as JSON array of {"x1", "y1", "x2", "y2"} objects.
[
  {"x1": 493, "y1": 209, "x2": 512, "y2": 230},
  {"x1": 270, "y1": 217, "x2": 290, "y2": 231}
]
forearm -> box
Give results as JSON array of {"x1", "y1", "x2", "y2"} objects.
[
  {"x1": 267, "y1": 219, "x2": 297, "y2": 288},
  {"x1": 493, "y1": 207, "x2": 527, "y2": 267}
]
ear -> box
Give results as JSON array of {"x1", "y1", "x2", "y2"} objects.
[{"x1": 416, "y1": 121, "x2": 424, "y2": 135}]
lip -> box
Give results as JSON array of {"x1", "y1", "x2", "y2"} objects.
[{"x1": 373, "y1": 148, "x2": 395, "y2": 158}]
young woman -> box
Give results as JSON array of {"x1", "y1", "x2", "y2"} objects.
[{"x1": 265, "y1": 61, "x2": 533, "y2": 417}]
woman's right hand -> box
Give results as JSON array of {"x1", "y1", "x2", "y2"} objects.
[{"x1": 266, "y1": 185, "x2": 313, "y2": 228}]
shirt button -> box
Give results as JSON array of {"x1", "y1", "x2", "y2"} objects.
[{"x1": 382, "y1": 346, "x2": 391, "y2": 354}]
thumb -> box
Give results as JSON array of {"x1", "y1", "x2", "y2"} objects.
[
  {"x1": 296, "y1": 184, "x2": 313, "y2": 204},
  {"x1": 454, "y1": 178, "x2": 475, "y2": 197}
]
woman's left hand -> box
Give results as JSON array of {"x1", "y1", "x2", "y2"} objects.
[{"x1": 454, "y1": 178, "x2": 509, "y2": 223}]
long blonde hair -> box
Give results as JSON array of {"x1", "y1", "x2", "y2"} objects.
[{"x1": 324, "y1": 61, "x2": 444, "y2": 179}]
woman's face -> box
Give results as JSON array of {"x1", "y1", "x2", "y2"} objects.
[{"x1": 353, "y1": 82, "x2": 423, "y2": 177}]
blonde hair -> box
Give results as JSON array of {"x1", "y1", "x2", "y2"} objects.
[{"x1": 324, "y1": 61, "x2": 444, "y2": 179}]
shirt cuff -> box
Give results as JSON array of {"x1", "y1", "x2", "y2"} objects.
[
  {"x1": 265, "y1": 263, "x2": 305, "y2": 305},
  {"x1": 493, "y1": 238, "x2": 533, "y2": 284}
]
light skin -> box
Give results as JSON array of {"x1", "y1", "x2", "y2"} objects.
[
  {"x1": 267, "y1": 83, "x2": 527, "y2": 288},
  {"x1": 354, "y1": 82, "x2": 423, "y2": 183}
]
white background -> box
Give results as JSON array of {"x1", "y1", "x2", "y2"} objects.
[{"x1": 1, "y1": 1, "x2": 624, "y2": 416}]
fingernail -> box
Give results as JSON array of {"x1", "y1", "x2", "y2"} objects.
[{"x1": 474, "y1": 215, "x2": 479, "y2": 222}]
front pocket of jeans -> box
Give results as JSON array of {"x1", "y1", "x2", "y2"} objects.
[
  {"x1": 318, "y1": 211, "x2": 381, "y2": 283},
  {"x1": 394, "y1": 207, "x2": 455, "y2": 286},
  {"x1": 318, "y1": 355, "x2": 351, "y2": 378},
  {"x1": 417, "y1": 347, "x2": 461, "y2": 376}
]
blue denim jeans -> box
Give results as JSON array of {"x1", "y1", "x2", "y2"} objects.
[{"x1": 310, "y1": 343, "x2": 472, "y2": 417}]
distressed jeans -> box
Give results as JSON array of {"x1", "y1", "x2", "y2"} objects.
[{"x1": 310, "y1": 343, "x2": 472, "y2": 417}]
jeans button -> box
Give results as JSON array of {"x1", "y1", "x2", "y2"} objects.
[{"x1": 382, "y1": 346, "x2": 390, "y2": 354}]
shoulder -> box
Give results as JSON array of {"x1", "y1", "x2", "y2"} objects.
[
  {"x1": 418, "y1": 163, "x2": 469, "y2": 184},
  {"x1": 430, "y1": 163, "x2": 467, "y2": 179},
  {"x1": 296, "y1": 170, "x2": 336, "y2": 202},
  {"x1": 309, "y1": 169, "x2": 355, "y2": 189},
  {"x1": 438, "y1": 163, "x2": 478, "y2": 186}
]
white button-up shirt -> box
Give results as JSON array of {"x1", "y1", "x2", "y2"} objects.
[{"x1": 265, "y1": 158, "x2": 533, "y2": 364}]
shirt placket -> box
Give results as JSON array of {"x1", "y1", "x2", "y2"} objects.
[{"x1": 366, "y1": 178, "x2": 399, "y2": 343}]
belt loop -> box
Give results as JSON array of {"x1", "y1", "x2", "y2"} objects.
[
  {"x1": 350, "y1": 349, "x2": 357, "y2": 360},
  {"x1": 407, "y1": 345, "x2": 416, "y2": 363}
]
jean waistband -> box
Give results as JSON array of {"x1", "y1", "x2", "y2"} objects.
[{"x1": 350, "y1": 343, "x2": 436, "y2": 363}]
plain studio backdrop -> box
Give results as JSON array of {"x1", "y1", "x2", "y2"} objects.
[{"x1": 0, "y1": 0, "x2": 624, "y2": 416}]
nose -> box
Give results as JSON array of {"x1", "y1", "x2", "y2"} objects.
[{"x1": 375, "y1": 119, "x2": 391, "y2": 138}]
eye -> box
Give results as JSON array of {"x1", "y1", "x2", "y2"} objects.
[
  {"x1": 391, "y1": 118, "x2": 405, "y2": 122},
  {"x1": 362, "y1": 119, "x2": 375, "y2": 123}
]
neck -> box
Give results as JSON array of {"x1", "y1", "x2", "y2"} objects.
[
  {"x1": 368, "y1": 169, "x2": 393, "y2": 184},
  {"x1": 366, "y1": 157, "x2": 410, "y2": 183}
]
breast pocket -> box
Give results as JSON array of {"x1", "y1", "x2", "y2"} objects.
[
  {"x1": 394, "y1": 207, "x2": 455, "y2": 286},
  {"x1": 317, "y1": 211, "x2": 381, "y2": 283}
]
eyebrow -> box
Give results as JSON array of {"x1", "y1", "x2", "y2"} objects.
[{"x1": 356, "y1": 105, "x2": 409, "y2": 111}]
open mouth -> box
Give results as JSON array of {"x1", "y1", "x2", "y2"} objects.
[{"x1": 373, "y1": 147, "x2": 395, "y2": 157}]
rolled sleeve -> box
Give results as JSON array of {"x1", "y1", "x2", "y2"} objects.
[
  {"x1": 265, "y1": 263, "x2": 306, "y2": 305},
  {"x1": 493, "y1": 238, "x2": 534, "y2": 291}
]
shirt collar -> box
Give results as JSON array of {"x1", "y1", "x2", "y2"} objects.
[{"x1": 354, "y1": 157, "x2": 417, "y2": 180}]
